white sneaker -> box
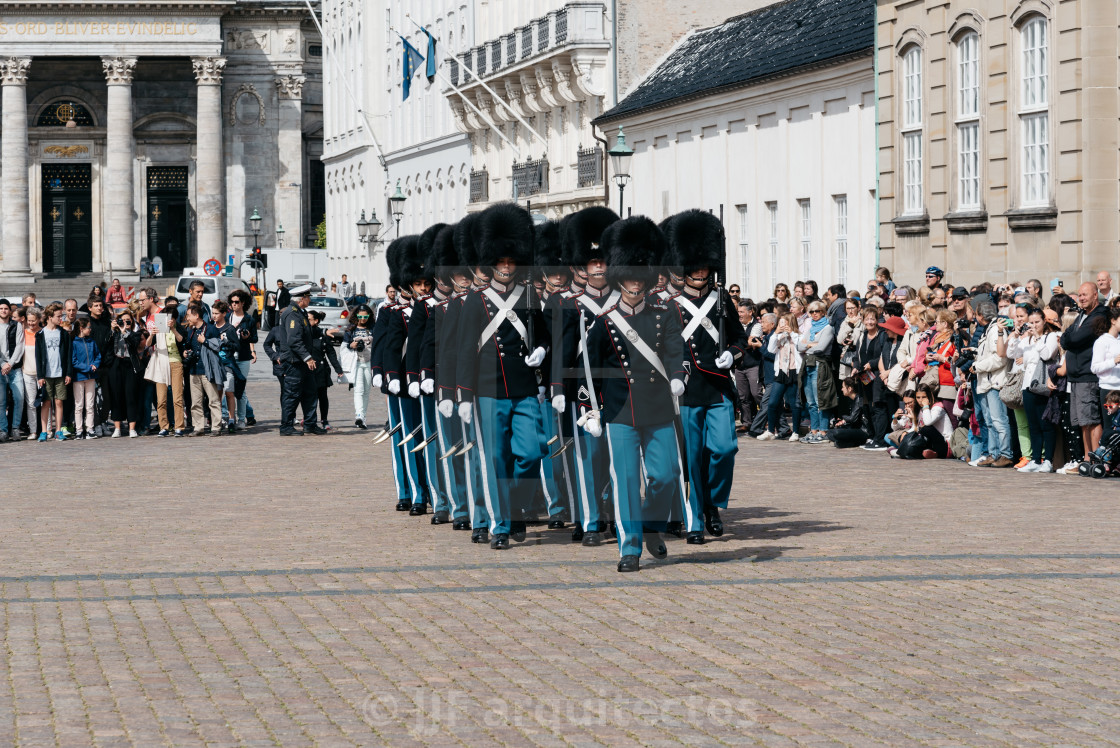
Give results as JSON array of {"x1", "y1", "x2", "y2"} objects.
[
  {"x1": 788, "y1": 433, "x2": 800, "y2": 443},
  {"x1": 1017, "y1": 461, "x2": 1039, "y2": 473},
  {"x1": 111, "y1": 428, "x2": 122, "y2": 438},
  {"x1": 756, "y1": 431, "x2": 776, "y2": 441},
  {"x1": 1037, "y1": 460, "x2": 1053, "y2": 473},
  {"x1": 1056, "y1": 460, "x2": 1080, "y2": 475},
  {"x1": 968, "y1": 457, "x2": 983, "y2": 467},
  {"x1": 129, "y1": 429, "x2": 139, "y2": 438}
]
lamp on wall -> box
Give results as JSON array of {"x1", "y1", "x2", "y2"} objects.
[
  {"x1": 357, "y1": 208, "x2": 384, "y2": 252},
  {"x1": 389, "y1": 180, "x2": 407, "y2": 238},
  {"x1": 608, "y1": 126, "x2": 634, "y2": 217}
]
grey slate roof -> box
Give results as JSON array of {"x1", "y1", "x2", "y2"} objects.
[{"x1": 595, "y1": 0, "x2": 874, "y2": 124}]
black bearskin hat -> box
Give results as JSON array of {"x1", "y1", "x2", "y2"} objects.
[
  {"x1": 428, "y1": 224, "x2": 461, "y2": 286},
  {"x1": 385, "y1": 236, "x2": 407, "y2": 291},
  {"x1": 561, "y1": 206, "x2": 619, "y2": 267},
  {"x1": 455, "y1": 212, "x2": 482, "y2": 269},
  {"x1": 417, "y1": 223, "x2": 448, "y2": 266},
  {"x1": 534, "y1": 220, "x2": 566, "y2": 280},
  {"x1": 476, "y1": 202, "x2": 534, "y2": 269},
  {"x1": 398, "y1": 233, "x2": 431, "y2": 289},
  {"x1": 661, "y1": 209, "x2": 726, "y2": 278},
  {"x1": 602, "y1": 216, "x2": 666, "y2": 291}
]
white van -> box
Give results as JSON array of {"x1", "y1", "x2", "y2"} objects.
[{"x1": 174, "y1": 275, "x2": 259, "y2": 316}]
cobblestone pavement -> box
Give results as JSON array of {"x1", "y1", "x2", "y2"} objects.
[{"x1": 3, "y1": 380, "x2": 1120, "y2": 746}]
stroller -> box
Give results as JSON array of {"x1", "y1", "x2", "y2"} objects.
[{"x1": 1078, "y1": 431, "x2": 1120, "y2": 478}]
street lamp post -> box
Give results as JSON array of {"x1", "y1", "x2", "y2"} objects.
[
  {"x1": 276, "y1": 222, "x2": 285, "y2": 249},
  {"x1": 389, "y1": 179, "x2": 407, "y2": 238},
  {"x1": 356, "y1": 209, "x2": 384, "y2": 253},
  {"x1": 248, "y1": 206, "x2": 263, "y2": 290},
  {"x1": 608, "y1": 126, "x2": 634, "y2": 217}
]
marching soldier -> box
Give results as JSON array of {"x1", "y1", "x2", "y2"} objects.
[
  {"x1": 384, "y1": 235, "x2": 431, "y2": 515},
  {"x1": 455, "y1": 203, "x2": 547, "y2": 550},
  {"x1": 553, "y1": 206, "x2": 620, "y2": 544},
  {"x1": 579, "y1": 217, "x2": 687, "y2": 572},
  {"x1": 372, "y1": 240, "x2": 415, "y2": 511},
  {"x1": 407, "y1": 223, "x2": 453, "y2": 525},
  {"x1": 276, "y1": 283, "x2": 325, "y2": 436},
  {"x1": 664, "y1": 210, "x2": 750, "y2": 541},
  {"x1": 533, "y1": 220, "x2": 573, "y2": 529},
  {"x1": 425, "y1": 223, "x2": 474, "y2": 530}
]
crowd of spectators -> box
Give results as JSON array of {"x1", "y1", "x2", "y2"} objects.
[
  {"x1": 0, "y1": 281, "x2": 259, "y2": 441},
  {"x1": 725, "y1": 268, "x2": 1120, "y2": 474}
]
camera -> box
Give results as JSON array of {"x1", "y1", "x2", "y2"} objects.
[{"x1": 355, "y1": 340, "x2": 365, "y2": 352}]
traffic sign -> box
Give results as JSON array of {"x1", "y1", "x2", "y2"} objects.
[{"x1": 203, "y1": 258, "x2": 222, "y2": 276}]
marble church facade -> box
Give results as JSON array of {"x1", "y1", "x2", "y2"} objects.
[{"x1": 0, "y1": 1, "x2": 322, "y2": 279}]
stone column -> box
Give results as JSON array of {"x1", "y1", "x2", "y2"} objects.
[
  {"x1": 102, "y1": 56, "x2": 137, "y2": 274},
  {"x1": 275, "y1": 72, "x2": 305, "y2": 247},
  {"x1": 1, "y1": 57, "x2": 32, "y2": 277},
  {"x1": 193, "y1": 56, "x2": 226, "y2": 264}
]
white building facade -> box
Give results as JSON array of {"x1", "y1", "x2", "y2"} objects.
[
  {"x1": 595, "y1": 0, "x2": 877, "y2": 300},
  {"x1": 445, "y1": 1, "x2": 612, "y2": 218}
]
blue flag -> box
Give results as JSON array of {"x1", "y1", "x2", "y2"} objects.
[
  {"x1": 401, "y1": 36, "x2": 425, "y2": 101},
  {"x1": 421, "y1": 27, "x2": 438, "y2": 83}
]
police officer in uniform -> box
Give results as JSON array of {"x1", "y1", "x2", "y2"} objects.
[
  {"x1": 277, "y1": 283, "x2": 325, "y2": 435},
  {"x1": 579, "y1": 216, "x2": 687, "y2": 572},
  {"x1": 664, "y1": 210, "x2": 750, "y2": 541}
]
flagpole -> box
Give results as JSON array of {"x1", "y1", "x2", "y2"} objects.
[
  {"x1": 390, "y1": 25, "x2": 521, "y2": 159},
  {"x1": 405, "y1": 14, "x2": 548, "y2": 150},
  {"x1": 303, "y1": 0, "x2": 387, "y2": 169}
]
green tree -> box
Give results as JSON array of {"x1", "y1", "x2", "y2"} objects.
[{"x1": 314, "y1": 219, "x2": 327, "y2": 249}]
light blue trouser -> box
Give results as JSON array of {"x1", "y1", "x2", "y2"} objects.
[
  {"x1": 399, "y1": 395, "x2": 430, "y2": 505},
  {"x1": 980, "y1": 388, "x2": 1013, "y2": 459},
  {"x1": 386, "y1": 395, "x2": 411, "y2": 502},
  {"x1": 236, "y1": 360, "x2": 251, "y2": 422},
  {"x1": 419, "y1": 396, "x2": 449, "y2": 513},
  {"x1": 804, "y1": 367, "x2": 828, "y2": 431},
  {"x1": 567, "y1": 404, "x2": 610, "y2": 531},
  {"x1": 604, "y1": 421, "x2": 684, "y2": 559},
  {"x1": 680, "y1": 396, "x2": 738, "y2": 532},
  {"x1": 436, "y1": 408, "x2": 469, "y2": 521},
  {"x1": 538, "y1": 398, "x2": 565, "y2": 519},
  {"x1": 353, "y1": 361, "x2": 372, "y2": 421},
  {"x1": 474, "y1": 396, "x2": 544, "y2": 536},
  {"x1": 461, "y1": 407, "x2": 490, "y2": 530},
  {"x1": 0, "y1": 369, "x2": 25, "y2": 433}
]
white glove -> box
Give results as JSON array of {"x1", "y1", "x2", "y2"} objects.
[
  {"x1": 670, "y1": 379, "x2": 686, "y2": 397},
  {"x1": 458, "y1": 401, "x2": 473, "y2": 424},
  {"x1": 524, "y1": 346, "x2": 546, "y2": 368},
  {"x1": 372, "y1": 374, "x2": 383, "y2": 388},
  {"x1": 552, "y1": 394, "x2": 566, "y2": 414},
  {"x1": 421, "y1": 379, "x2": 435, "y2": 395},
  {"x1": 438, "y1": 399, "x2": 454, "y2": 419},
  {"x1": 583, "y1": 412, "x2": 602, "y2": 438},
  {"x1": 408, "y1": 382, "x2": 420, "y2": 398},
  {"x1": 388, "y1": 379, "x2": 401, "y2": 395},
  {"x1": 715, "y1": 350, "x2": 735, "y2": 369}
]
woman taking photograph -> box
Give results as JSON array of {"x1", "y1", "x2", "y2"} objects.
[
  {"x1": 996, "y1": 303, "x2": 1033, "y2": 466},
  {"x1": 836, "y1": 298, "x2": 864, "y2": 380},
  {"x1": 760, "y1": 313, "x2": 803, "y2": 442},
  {"x1": 1013, "y1": 307, "x2": 1061, "y2": 472},
  {"x1": 343, "y1": 304, "x2": 376, "y2": 429},
  {"x1": 106, "y1": 310, "x2": 145, "y2": 438}
]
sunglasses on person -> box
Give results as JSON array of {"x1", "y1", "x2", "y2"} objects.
[
  {"x1": 230, "y1": 299, "x2": 242, "y2": 304},
  {"x1": 356, "y1": 314, "x2": 370, "y2": 320}
]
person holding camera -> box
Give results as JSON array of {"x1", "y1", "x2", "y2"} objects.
[
  {"x1": 972, "y1": 301, "x2": 1014, "y2": 467},
  {"x1": 343, "y1": 303, "x2": 376, "y2": 429}
]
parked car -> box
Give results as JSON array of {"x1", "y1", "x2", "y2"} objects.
[
  {"x1": 174, "y1": 275, "x2": 259, "y2": 316},
  {"x1": 308, "y1": 294, "x2": 349, "y2": 334}
]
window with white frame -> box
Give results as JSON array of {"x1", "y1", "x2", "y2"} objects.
[
  {"x1": 901, "y1": 45, "x2": 924, "y2": 215},
  {"x1": 834, "y1": 195, "x2": 849, "y2": 286},
  {"x1": 1020, "y1": 16, "x2": 1049, "y2": 206},
  {"x1": 767, "y1": 202, "x2": 778, "y2": 289},
  {"x1": 798, "y1": 199, "x2": 811, "y2": 280},
  {"x1": 956, "y1": 31, "x2": 981, "y2": 209},
  {"x1": 736, "y1": 205, "x2": 749, "y2": 286}
]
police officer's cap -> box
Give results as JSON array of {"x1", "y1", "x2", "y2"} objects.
[{"x1": 288, "y1": 283, "x2": 313, "y2": 297}]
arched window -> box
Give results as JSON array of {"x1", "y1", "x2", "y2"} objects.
[
  {"x1": 955, "y1": 31, "x2": 981, "y2": 209},
  {"x1": 36, "y1": 101, "x2": 95, "y2": 127},
  {"x1": 900, "y1": 45, "x2": 923, "y2": 215},
  {"x1": 1019, "y1": 15, "x2": 1049, "y2": 206}
]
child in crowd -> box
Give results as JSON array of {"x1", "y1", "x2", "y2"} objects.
[{"x1": 71, "y1": 318, "x2": 101, "y2": 439}]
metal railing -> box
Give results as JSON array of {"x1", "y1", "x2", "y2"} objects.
[
  {"x1": 513, "y1": 157, "x2": 549, "y2": 197},
  {"x1": 556, "y1": 8, "x2": 568, "y2": 43},
  {"x1": 470, "y1": 169, "x2": 489, "y2": 203},
  {"x1": 576, "y1": 145, "x2": 602, "y2": 188}
]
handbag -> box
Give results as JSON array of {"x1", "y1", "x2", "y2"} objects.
[
  {"x1": 839, "y1": 346, "x2": 857, "y2": 370},
  {"x1": 897, "y1": 430, "x2": 929, "y2": 459},
  {"x1": 885, "y1": 363, "x2": 908, "y2": 394},
  {"x1": 999, "y1": 369, "x2": 1025, "y2": 408},
  {"x1": 1027, "y1": 334, "x2": 1056, "y2": 396}
]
